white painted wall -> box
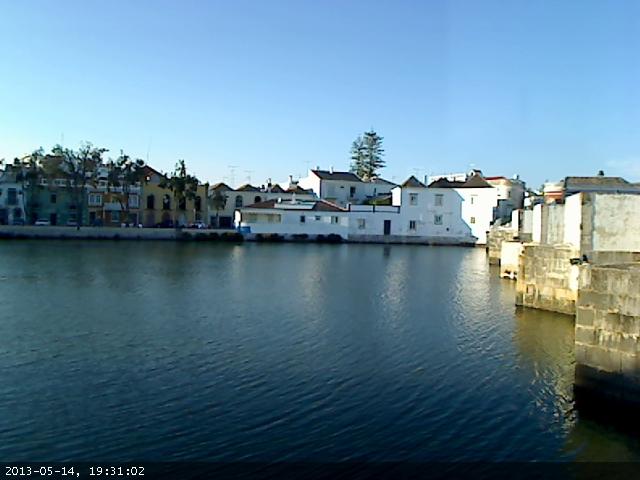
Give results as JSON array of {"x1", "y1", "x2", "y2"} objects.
[
  {"x1": 0, "y1": 180, "x2": 26, "y2": 224},
  {"x1": 563, "y1": 193, "x2": 583, "y2": 249},
  {"x1": 532, "y1": 203, "x2": 543, "y2": 243},
  {"x1": 297, "y1": 173, "x2": 322, "y2": 198},
  {"x1": 591, "y1": 194, "x2": 640, "y2": 252},
  {"x1": 424, "y1": 189, "x2": 476, "y2": 240},
  {"x1": 210, "y1": 189, "x2": 317, "y2": 224},
  {"x1": 453, "y1": 187, "x2": 498, "y2": 244},
  {"x1": 545, "y1": 203, "x2": 565, "y2": 245},
  {"x1": 522, "y1": 210, "x2": 533, "y2": 235},
  {"x1": 236, "y1": 208, "x2": 349, "y2": 237}
]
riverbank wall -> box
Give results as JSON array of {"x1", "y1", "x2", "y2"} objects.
[
  {"x1": 574, "y1": 263, "x2": 640, "y2": 409},
  {"x1": 0, "y1": 225, "x2": 241, "y2": 241},
  {"x1": 0, "y1": 225, "x2": 480, "y2": 247}
]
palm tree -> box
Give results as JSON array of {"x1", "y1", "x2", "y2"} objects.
[
  {"x1": 160, "y1": 159, "x2": 199, "y2": 228},
  {"x1": 209, "y1": 189, "x2": 227, "y2": 228}
]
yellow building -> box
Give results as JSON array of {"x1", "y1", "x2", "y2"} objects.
[{"x1": 141, "y1": 166, "x2": 208, "y2": 227}]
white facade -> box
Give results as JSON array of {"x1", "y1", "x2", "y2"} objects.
[
  {"x1": 426, "y1": 186, "x2": 498, "y2": 244},
  {"x1": 390, "y1": 185, "x2": 474, "y2": 240},
  {"x1": 235, "y1": 199, "x2": 349, "y2": 237},
  {"x1": 0, "y1": 170, "x2": 26, "y2": 225},
  {"x1": 235, "y1": 179, "x2": 479, "y2": 244},
  {"x1": 531, "y1": 192, "x2": 640, "y2": 254},
  {"x1": 298, "y1": 169, "x2": 395, "y2": 207},
  {"x1": 209, "y1": 184, "x2": 317, "y2": 227}
]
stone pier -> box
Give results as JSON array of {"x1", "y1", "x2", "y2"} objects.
[
  {"x1": 574, "y1": 263, "x2": 640, "y2": 408},
  {"x1": 486, "y1": 227, "x2": 515, "y2": 265},
  {"x1": 515, "y1": 244, "x2": 580, "y2": 315}
]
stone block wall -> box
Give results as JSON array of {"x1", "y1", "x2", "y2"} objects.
[
  {"x1": 574, "y1": 263, "x2": 640, "y2": 407},
  {"x1": 516, "y1": 244, "x2": 580, "y2": 315},
  {"x1": 487, "y1": 227, "x2": 516, "y2": 265},
  {"x1": 499, "y1": 241, "x2": 523, "y2": 279}
]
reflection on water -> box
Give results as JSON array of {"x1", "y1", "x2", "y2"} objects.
[{"x1": 0, "y1": 241, "x2": 638, "y2": 462}]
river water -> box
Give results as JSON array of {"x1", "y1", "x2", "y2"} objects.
[{"x1": 0, "y1": 241, "x2": 638, "y2": 462}]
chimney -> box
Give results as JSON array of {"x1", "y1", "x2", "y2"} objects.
[
  {"x1": 316, "y1": 165, "x2": 320, "y2": 171},
  {"x1": 329, "y1": 166, "x2": 334, "y2": 174},
  {"x1": 289, "y1": 174, "x2": 293, "y2": 184}
]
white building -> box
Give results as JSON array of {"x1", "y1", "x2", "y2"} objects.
[
  {"x1": 298, "y1": 168, "x2": 396, "y2": 207},
  {"x1": 209, "y1": 181, "x2": 317, "y2": 228},
  {"x1": 427, "y1": 174, "x2": 499, "y2": 244},
  {"x1": 0, "y1": 165, "x2": 27, "y2": 225},
  {"x1": 235, "y1": 175, "x2": 478, "y2": 245},
  {"x1": 485, "y1": 175, "x2": 526, "y2": 220},
  {"x1": 235, "y1": 198, "x2": 349, "y2": 237}
]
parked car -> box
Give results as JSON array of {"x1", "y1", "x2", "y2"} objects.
[
  {"x1": 11, "y1": 218, "x2": 25, "y2": 226},
  {"x1": 66, "y1": 220, "x2": 78, "y2": 227},
  {"x1": 34, "y1": 219, "x2": 51, "y2": 226},
  {"x1": 188, "y1": 222, "x2": 207, "y2": 229}
]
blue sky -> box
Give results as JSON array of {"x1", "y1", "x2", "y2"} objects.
[{"x1": 1, "y1": 0, "x2": 639, "y2": 188}]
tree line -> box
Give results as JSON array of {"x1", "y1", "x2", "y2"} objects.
[{"x1": 3, "y1": 143, "x2": 203, "y2": 229}]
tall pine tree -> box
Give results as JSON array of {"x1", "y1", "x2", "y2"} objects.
[
  {"x1": 349, "y1": 136, "x2": 366, "y2": 176},
  {"x1": 349, "y1": 130, "x2": 385, "y2": 180}
]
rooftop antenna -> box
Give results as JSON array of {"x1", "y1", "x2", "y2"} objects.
[
  {"x1": 146, "y1": 138, "x2": 152, "y2": 164},
  {"x1": 228, "y1": 165, "x2": 238, "y2": 187}
]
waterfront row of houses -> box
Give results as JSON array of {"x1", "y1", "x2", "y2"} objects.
[{"x1": 0, "y1": 153, "x2": 556, "y2": 245}]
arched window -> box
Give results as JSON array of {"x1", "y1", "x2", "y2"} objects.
[
  {"x1": 162, "y1": 194, "x2": 171, "y2": 210},
  {"x1": 254, "y1": 195, "x2": 262, "y2": 203},
  {"x1": 195, "y1": 196, "x2": 202, "y2": 211},
  {"x1": 235, "y1": 195, "x2": 243, "y2": 208},
  {"x1": 146, "y1": 194, "x2": 155, "y2": 209}
]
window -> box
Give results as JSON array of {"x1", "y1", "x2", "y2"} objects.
[
  {"x1": 315, "y1": 215, "x2": 321, "y2": 221},
  {"x1": 13, "y1": 208, "x2": 22, "y2": 219},
  {"x1": 146, "y1": 194, "x2": 155, "y2": 209},
  {"x1": 409, "y1": 193, "x2": 418, "y2": 206},
  {"x1": 50, "y1": 193, "x2": 57, "y2": 204},
  {"x1": 470, "y1": 217, "x2": 476, "y2": 224},
  {"x1": 435, "y1": 194, "x2": 443, "y2": 206},
  {"x1": 7, "y1": 188, "x2": 17, "y2": 206},
  {"x1": 471, "y1": 195, "x2": 477, "y2": 205},
  {"x1": 434, "y1": 214, "x2": 443, "y2": 225},
  {"x1": 235, "y1": 195, "x2": 243, "y2": 208},
  {"x1": 300, "y1": 215, "x2": 306, "y2": 223},
  {"x1": 112, "y1": 211, "x2": 120, "y2": 222},
  {"x1": 195, "y1": 196, "x2": 201, "y2": 211},
  {"x1": 254, "y1": 195, "x2": 262, "y2": 203},
  {"x1": 88, "y1": 194, "x2": 102, "y2": 206},
  {"x1": 178, "y1": 197, "x2": 186, "y2": 211},
  {"x1": 409, "y1": 220, "x2": 417, "y2": 230},
  {"x1": 128, "y1": 195, "x2": 139, "y2": 208},
  {"x1": 357, "y1": 218, "x2": 366, "y2": 229},
  {"x1": 162, "y1": 194, "x2": 171, "y2": 210},
  {"x1": 350, "y1": 186, "x2": 356, "y2": 197},
  {"x1": 331, "y1": 216, "x2": 339, "y2": 224}
]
